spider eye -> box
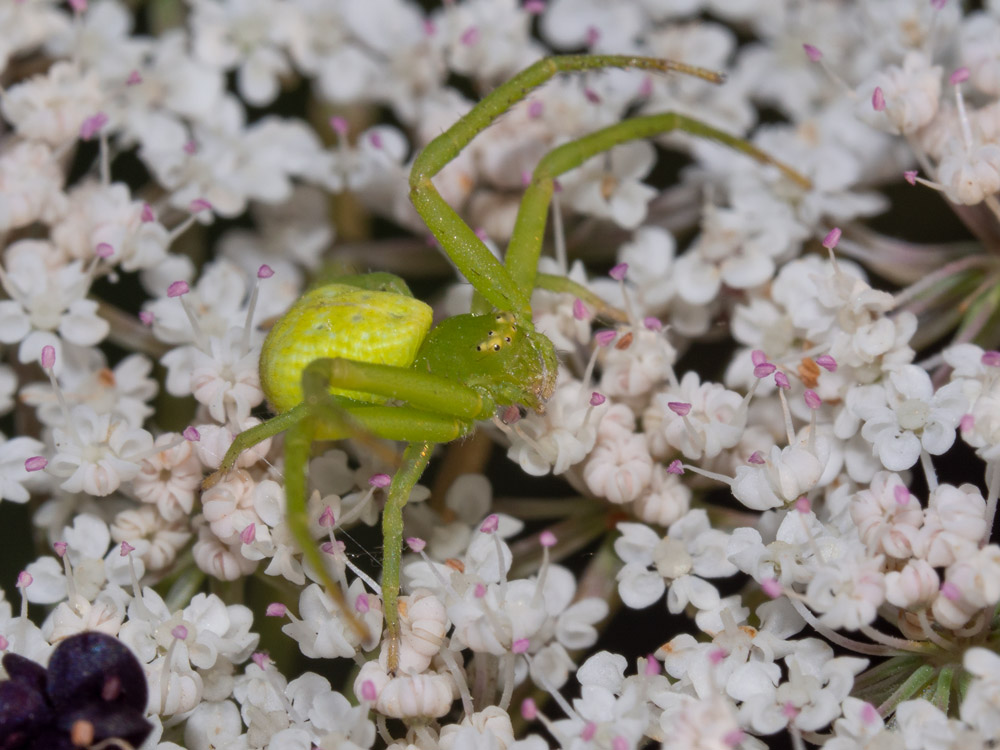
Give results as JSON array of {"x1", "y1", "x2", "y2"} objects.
[
  {"x1": 476, "y1": 345, "x2": 482, "y2": 351},
  {"x1": 505, "y1": 337, "x2": 511, "y2": 343},
  {"x1": 488, "y1": 330, "x2": 494, "y2": 336},
  {"x1": 493, "y1": 344, "x2": 500, "y2": 351}
]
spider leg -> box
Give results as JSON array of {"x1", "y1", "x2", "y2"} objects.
[
  {"x1": 282, "y1": 411, "x2": 370, "y2": 641},
  {"x1": 409, "y1": 55, "x2": 723, "y2": 317},
  {"x1": 534, "y1": 272, "x2": 630, "y2": 324},
  {"x1": 205, "y1": 355, "x2": 494, "y2": 488},
  {"x1": 382, "y1": 441, "x2": 433, "y2": 672},
  {"x1": 203, "y1": 406, "x2": 308, "y2": 489},
  {"x1": 505, "y1": 112, "x2": 813, "y2": 295},
  {"x1": 301, "y1": 357, "x2": 495, "y2": 422},
  {"x1": 299, "y1": 358, "x2": 491, "y2": 670}
]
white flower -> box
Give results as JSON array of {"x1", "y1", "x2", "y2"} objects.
[
  {"x1": 184, "y1": 701, "x2": 244, "y2": 750},
  {"x1": 45, "y1": 585, "x2": 128, "y2": 642},
  {"x1": 282, "y1": 580, "x2": 382, "y2": 659},
  {"x1": 321, "y1": 125, "x2": 410, "y2": 199},
  {"x1": 551, "y1": 651, "x2": 651, "y2": 750},
  {"x1": 961, "y1": 647, "x2": 1000, "y2": 740},
  {"x1": 848, "y1": 365, "x2": 967, "y2": 471},
  {"x1": 338, "y1": 0, "x2": 446, "y2": 124},
  {"x1": 855, "y1": 52, "x2": 942, "y2": 135},
  {"x1": 268, "y1": 672, "x2": 378, "y2": 750},
  {"x1": 147, "y1": 258, "x2": 250, "y2": 347},
  {"x1": 43, "y1": 0, "x2": 142, "y2": 80},
  {"x1": 133, "y1": 433, "x2": 203, "y2": 522},
  {"x1": 540, "y1": 0, "x2": 644, "y2": 52},
  {"x1": 805, "y1": 548, "x2": 886, "y2": 631},
  {"x1": 116, "y1": 29, "x2": 227, "y2": 131},
  {"x1": 885, "y1": 559, "x2": 939, "y2": 610},
  {"x1": 802, "y1": 262, "x2": 916, "y2": 380},
  {"x1": 615, "y1": 512, "x2": 734, "y2": 616},
  {"x1": 189, "y1": 0, "x2": 291, "y2": 106},
  {"x1": 583, "y1": 431, "x2": 653, "y2": 505},
  {"x1": 610, "y1": 226, "x2": 680, "y2": 316},
  {"x1": 615, "y1": 522, "x2": 667, "y2": 608},
  {"x1": 863, "y1": 0, "x2": 960, "y2": 59},
  {"x1": 140, "y1": 99, "x2": 324, "y2": 217},
  {"x1": 0, "y1": 588, "x2": 53, "y2": 666},
  {"x1": 439, "y1": 707, "x2": 515, "y2": 750},
  {"x1": 0, "y1": 62, "x2": 103, "y2": 145},
  {"x1": 110, "y1": 505, "x2": 192, "y2": 573},
  {"x1": 0, "y1": 434, "x2": 48, "y2": 504},
  {"x1": 849, "y1": 471, "x2": 923, "y2": 559},
  {"x1": 945, "y1": 545, "x2": 1000, "y2": 610},
  {"x1": 960, "y1": 11, "x2": 1000, "y2": 95},
  {"x1": 660, "y1": 692, "x2": 746, "y2": 750},
  {"x1": 202, "y1": 471, "x2": 268, "y2": 545},
  {"x1": 599, "y1": 328, "x2": 677, "y2": 399},
  {"x1": 936, "y1": 141, "x2": 1000, "y2": 206},
  {"x1": 24, "y1": 513, "x2": 123, "y2": 606},
  {"x1": 530, "y1": 259, "x2": 594, "y2": 352},
  {"x1": 50, "y1": 181, "x2": 169, "y2": 271},
  {"x1": 194, "y1": 419, "x2": 272, "y2": 472},
  {"x1": 631, "y1": 462, "x2": 692, "y2": 528},
  {"x1": 896, "y1": 699, "x2": 982, "y2": 750},
  {"x1": 20, "y1": 349, "x2": 157, "y2": 430},
  {"x1": 644, "y1": 370, "x2": 745, "y2": 461},
  {"x1": 122, "y1": 588, "x2": 258, "y2": 676},
  {"x1": 192, "y1": 524, "x2": 259, "y2": 580},
  {"x1": 731, "y1": 440, "x2": 828, "y2": 512},
  {"x1": 739, "y1": 644, "x2": 866, "y2": 734},
  {"x1": 354, "y1": 658, "x2": 456, "y2": 719},
  {"x1": 919, "y1": 483, "x2": 988, "y2": 567},
  {"x1": 48, "y1": 405, "x2": 154, "y2": 496},
  {"x1": 220, "y1": 184, "x2": 332, "y2": 275},
  {"x1": 506, "y1": 375, "x2": 607, "y2": 476},
  {"x1": 439, "y1": 0, "x2": 542, "y2": 83},
  {"x1": 562, "y1": 141, "x2": 659, "y2": 230},
  {"x1": 0, "y1": 241, "x2": 109, "y2": 371},
  {"x1": 675, "y1": 189, "x2": 807, "y2": 306},
  {"x1": 404, "y1": 473, "x2": 493, "y2": 567},
  {"x1": 189, "y1": 327, "x2": 265, "y2": 425},
  {"x1": 0, "y1": 141, "x2": 67, "y2": 232},
  {"x1": 0, "y1": 0, "x2": 70, "y2": 72}
]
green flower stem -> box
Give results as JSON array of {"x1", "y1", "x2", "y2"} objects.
[{"x1": 876, "y1": 663, "x2": 936, "y2": 717}]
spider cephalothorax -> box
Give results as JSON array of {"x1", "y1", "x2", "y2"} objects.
[{"x1": 414, "y1": 310, "x2": 558, "y2": 415}]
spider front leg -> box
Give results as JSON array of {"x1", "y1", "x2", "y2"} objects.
[
  {"x1": 205, "y1": 354, "x2": 484, "y2": 648},
  {"x1": 293, "y1": 357, "x2": 500, "y2": 670},
  {"x1": 505, "y1": 112, "x2": 812, "y2": 292},
  {"x1": 380, "y1": 441, "x2": 432, "y2": 671},
  {"x1": 409, "y1": 54, "x2": 726, "y2": 317},
  {"x1": 280, "y1": 410, "x2": 434, "y2": 656}
]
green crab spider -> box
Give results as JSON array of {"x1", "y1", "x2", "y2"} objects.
[{"x1": 204, "y1": 54, "x2": 810, "y2": 672}]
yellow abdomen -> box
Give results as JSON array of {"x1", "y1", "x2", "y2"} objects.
[{"x1": 260, "y1": 284, "x2": 434, "y2": 413}]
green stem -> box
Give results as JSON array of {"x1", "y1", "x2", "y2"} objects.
[
  {"x1": 930, "y1": 665, "x2": 954, "y2": 713},
  {"x1": 876, "y1": 664, "x2": 936, "y2": 718},
  {"x1": 853, "y1": 654, "x2": 925, "y2": 691},
  {"x1": 160, "y1": 555, "x2": 205, "y2": 612}
]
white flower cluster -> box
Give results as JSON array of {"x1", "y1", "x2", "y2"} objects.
[{"x1": 2, "y1": 0, "x2": 1000, "y2": 749}]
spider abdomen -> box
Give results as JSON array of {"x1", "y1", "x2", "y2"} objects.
[{"x1": 260, "y1": 283, "x2": 433, "y2": 413}]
